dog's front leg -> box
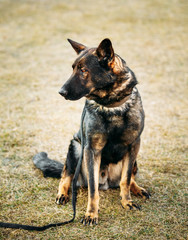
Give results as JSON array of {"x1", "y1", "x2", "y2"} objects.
[
  {"x1": 81, "y1": 133, "x2": 106, "y2": 226},
  {"x1": 81, "y1": 145, "x2": 101, "y2": 226},
  {"x1": 120, "y1": 144, "x2": 141, "y2": 210}
]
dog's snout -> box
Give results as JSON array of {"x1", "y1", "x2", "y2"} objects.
[{"x1": 59, "y1": 88, "x2": 68, "y2": 97}]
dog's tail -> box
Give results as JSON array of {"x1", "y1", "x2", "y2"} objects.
[{"x1": 32, "y1": 152, "x2": 63, "y2": 178}]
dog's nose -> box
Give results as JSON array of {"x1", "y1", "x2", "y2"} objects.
[{"x1": 59, "y1": 88, "x2": 68, "y2": 97}]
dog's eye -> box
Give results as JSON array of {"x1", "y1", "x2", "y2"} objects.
[{"x1": 80, "y1": 68, "x2": 88, "y2": 73}]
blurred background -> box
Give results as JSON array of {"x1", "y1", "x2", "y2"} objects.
[{"x1": 0, "y1": 0, "x2": 187, "y2": 239}]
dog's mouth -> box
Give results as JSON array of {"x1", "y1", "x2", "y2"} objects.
[
  {"x1": 63, "y1": 95, "x2": 69, "y2": 100},
  {"x1": 59, "y1": 90, "x2": 89, "y2": 101},
  {"x1": 62, "y1": 95, "x2": 82, "y2": 101}
]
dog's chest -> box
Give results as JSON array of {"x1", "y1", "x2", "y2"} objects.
[
  {"x1": 86, "y1": 100, "x2": 143, "y2": 146},
  {"x1": 105, "y1": 115, "x2": 124, "y2": 134},
  {"x1": 103, "y1": 109, "x2": 142, "y2": 145},
  {"x1": 106, "y1": 114, "x2": 124, "y2": 129},
  {"x1": 100, "y1": 114, "x2": 135, "y2": 164}
]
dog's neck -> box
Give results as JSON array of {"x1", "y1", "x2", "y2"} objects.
[
  {"x1": 87, "y1": 87, "x2": 139, "y2": 114},
  {"x1": 87, "y1": 68, "x2": 137, "y2": 107},
  {"x1": 104, "y1": 94, "x2": 131, "y2": 108}
]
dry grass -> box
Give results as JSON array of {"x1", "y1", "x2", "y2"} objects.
[{"x1": 0, "y1": 0, "x2": 187, "y2": 239}]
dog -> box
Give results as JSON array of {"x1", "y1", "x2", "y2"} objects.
[{"x1": 34, "y1": 38, "x2": 150, "y2": 226}]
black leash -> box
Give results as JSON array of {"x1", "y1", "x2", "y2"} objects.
[{"x1": 0, "y1": 106, "x2": 86, "y2": 231}]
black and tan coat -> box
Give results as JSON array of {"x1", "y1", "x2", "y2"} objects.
[{"x1": 56, "y1": 39, "x2": 150, "y2": 225}]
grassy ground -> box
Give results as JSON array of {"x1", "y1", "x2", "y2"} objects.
[{"x1": 0, "y1": 0, "x2": 187, "y2": 239}]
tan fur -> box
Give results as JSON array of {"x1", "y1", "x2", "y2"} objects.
[
  {"x1": 56, "y1": 166, "x2": 73, "y2": 204},
  {"x1": 120, "y1": 154, "x2": 131, "y2": 201},
  {"x1": 110, "y1": 55, "x2": 124, "y2": 74},
  {"x1": 83, "y1": 147, "x2": 101, "y2": 225},
  {"x1": 91, "y1": 133, "x2": 107, "y2": 151},
  {"x1": 130, "y1": 178, "x2": 148, "y2": 199},
  {"x1": 108, "y1": 161, "x2": 122, "y2": 184}
]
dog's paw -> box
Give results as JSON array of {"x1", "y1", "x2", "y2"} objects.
[
  {"x1": 56, "y1": 194, "x2": 69, "y2": 205},
  {"x1": 134, "y1": 188, "x2": 151, "y2": 200},
  {"x1": 81, "y1": 214, "x2": 98, "y2": 226},
  {"x1": 121, "y1": 199, "x2": 141, "y2": 210},
  {"x1": 131, "y1": 184, "x2": 151, "y2": 200},
  {"x1": 140, "y1": 188, "x2": 151, "y2": 199}
]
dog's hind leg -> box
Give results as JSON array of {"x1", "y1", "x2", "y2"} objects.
[
  {"x1": 56, "y1": 138, "x2": 81, "y2": 205},
  {"x1": 130, "y1": 177, "x2": 150, "y2": 200}
]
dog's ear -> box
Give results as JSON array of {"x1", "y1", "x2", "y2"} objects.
[
  {"x1": 67, "y1": 39, "x2": 87, "y2": 54},
  {"x1": 96, "y1": 38, "x2": 115, "y2": 67}
]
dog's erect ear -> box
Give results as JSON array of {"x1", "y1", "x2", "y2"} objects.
[
  {"x1": 67, "y1": 39, "x2": 87, "y2": 54},
  {"x1": 96, "y1": 38, "x2": 115, "y2": 67}
]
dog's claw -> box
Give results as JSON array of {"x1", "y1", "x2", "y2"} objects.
[
  {"x1": 81, "y1": 216, "x2": 98, "y2": 226},
  {"x1": 56, "y1": 194, "x2": 69, "y2": 205},
  {"x1": 127, "y1": 204, "x2": 133, "y2": 210},
  {"x1": 121, "y1": 200, "x2": 141, "y2": 210},
  {"x1": 132, "y1": 203, "x2": 141, "y2": 210},
  {"x1": 141, "y1": 189, "x2": 151, "y2": 199}
]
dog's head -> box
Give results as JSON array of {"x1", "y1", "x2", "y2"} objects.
[{"x1": 59, "y1": 38, "x2": 125, "y2": 101}]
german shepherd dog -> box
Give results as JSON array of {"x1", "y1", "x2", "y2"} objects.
[
  {"x1": 52, "y1": 38, "x2": 150, "y2": 225},
  {"x1": 0, "y1": 39, "x2": 150, "y2": 231}
]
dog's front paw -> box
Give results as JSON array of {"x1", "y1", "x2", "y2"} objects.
[
  {"x1": 121, "y1": 199, "x2": 141, "y2": 210},
  {"x1": 56, "y1": 194, "x2": 69, "y2": 205},
  {"x1": 81, "y1": 213, "x2": 98, "y2": 226}
]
